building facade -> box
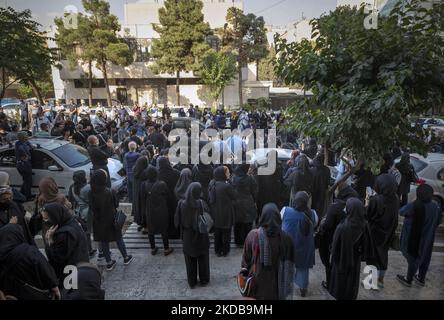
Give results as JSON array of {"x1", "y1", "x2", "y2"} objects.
[{"x1": 50, "y1": 0, "x2": 272, "y2": 108}]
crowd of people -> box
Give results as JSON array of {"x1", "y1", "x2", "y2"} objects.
[{"x1": 0, "y1": 99, "x2": 442, "y2": 300}]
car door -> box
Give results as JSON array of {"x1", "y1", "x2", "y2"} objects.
[
  {"x1": 0, "y1": 148, "x2": 22, "y2": 189},
  {"x1": 31, "y1": 149, "x2": 71, "y2": 194}
]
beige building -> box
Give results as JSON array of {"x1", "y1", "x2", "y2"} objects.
[{"x1": 50, "y1": 0, "x2": 271, "y2": 108}]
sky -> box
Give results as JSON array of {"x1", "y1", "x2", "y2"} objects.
[{"x1": 1, "y1": 0, "x2": 339, "y2": 30}]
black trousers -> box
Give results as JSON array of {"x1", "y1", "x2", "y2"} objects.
[
  {"x1": 184, "y1": 253, "x2": 210, "y2": 287},
  {"x1": 234, "y1": 223, "x2": 252, "y2": 247},
  {"x1": 18, "y1": 165, "x2": 32, "y2": 199},
  {"x1": 148, "y1": 233, "x2": 169, "y2": 249},
  {"x1": 400, "y1": 193, "x2": 409, "y2": 207},
  {"x1": 214, "y1": 228, "x2": 231, "y2": 255}
]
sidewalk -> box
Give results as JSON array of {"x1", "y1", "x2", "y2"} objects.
[{"x1": 99, "y1": 249, "x2": 444, "y2": 300}]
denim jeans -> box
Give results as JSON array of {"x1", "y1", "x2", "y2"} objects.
[{"x1": 100, "y1": 237, "x2": 128, "y2": 263}]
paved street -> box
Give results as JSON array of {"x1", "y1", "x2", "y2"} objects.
[{"x1": 98, "y1": 224, "x2": 444, "y2": 300}]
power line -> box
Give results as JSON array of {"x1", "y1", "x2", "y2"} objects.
[{"x1": 254, "y1": 0, "x2": 290, "y2": 15}]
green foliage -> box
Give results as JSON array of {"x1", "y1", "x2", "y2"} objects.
[
  {"x1": 199, "y1": 50, "x2": 237, "y2": 106},
  {"x1": 258, "y1": 46, "x2": 283, "y2": 85},
  {"x1": 151, "y1": 0, "x2": 212, "y2": 105},
  {"x1": 17, "y1": 84, "x2": 33, "y2": 99},
  {"x1": 256, "y1": 97, "x2": 271, "y2": 110},
  {"x1": 0, "y1": 7, "x2": 55, "y2": 102},
  {"x1": 220, "y1": 8, "x2": 269, "y2": 105},
  {"x1": 274, "y1": 0, "x2": 444, "y2": 167},
  {"x1": 66, "y1": 0, "x2": 134, "y2": 107}
]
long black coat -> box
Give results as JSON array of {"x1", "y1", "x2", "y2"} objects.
[
  {"x1": 158, "y1": 159, "x2": 180, "y2": 238},
  {"x1": 140, "y1": 180, "x2": 170, "y2": 235},
  {"x1": 232, "y1": 172, "x2": 258, "y2": 224},
  {"x1": 310, "y1": 161, "x2": 331, "y2": 218},
  {"x1": 0, "y1": 225, "x2": 58, "y2": 298},
  {"x1": 319, "y1": 186, "x2": 358, "y2": 268},
  {"x1": 132, "y1": 156, "x2": 149, "y2": 226},
  {"x1": 47, "y1": 219, "x2": 90, "y2": 280},
  {"x1": 90, "y1": 189, "x2": 121, "y2": 242},
  {"x1": 175, "y1": 200, "x2": 210, "y2": 257},
  {"x1": 255, "y1": 163, "x2": 283, "y2": 212},
  {"x1": 0, "y1": 200, "x2": 35, "y2": 246},
  {"x1": 209, "y1": 171, "x2": 236, "y2": 229},
  {"x1": 366, "y1": 174, "x2": 399, "y2": 270}
]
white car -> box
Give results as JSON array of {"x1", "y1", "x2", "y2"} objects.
[
  {"x1": 1, "y1": 103, "x2": 21, "y2": 121},
  {"x1": 0, "y1": 138, "x2": 124, "y2": 195},
  {"x1": 395, "y1": 153, "x2": 444, "y2": 208}
]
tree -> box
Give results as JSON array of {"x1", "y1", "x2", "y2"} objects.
[
  {"x1": 151, "y1": 0, "x2": 212, "y2": 106},
  {"x1": 221, "y1": 8, "x2": 268, "y2": 107},
  {"x1": 82, "y1": 0, "x2": 133, "y2": 107},
  {"x1": 258, "y1": 46, "x2": 283, "y2": 86},
  {"x1": 199, "y1": 50, "x2": 237, "y2": 107},
  {"x1": 0, "y1": 7, "x2": 55, "y2": 103},
  {"x1": 17, "y1": 84, "x2": 33, "y2": 99},
  {"x1": 274, "y1": 0, "x2": 444, "y2": 173},
  {"x1": 54, "y1": 13, "x2": 96, "y2": 107}
]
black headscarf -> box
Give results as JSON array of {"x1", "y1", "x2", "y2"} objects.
[
  {"x1": 345, "y1": 198, "x2": 366, "y2": 241},
  {"x1": 374, "y1": 173, "x2": 398, "y2": 204},
  {"x1": 158, "y1": 156, "x2": 172, "y2": 172},
  {"x1": 213, "y1": 166, "x2": 226, "y2": 182},
  {"x1": 146, "y1": 165, "x2": 158, "y2": 183},
  {"x1": 90, "y1": 169, "x2": 107, "y2": 194},
  {"x1": 180, "y1": 182, "x2": 202, "y2": 229},
  {"x1": 43, "y1": 202, "x2": 73, "y2": 227},
  {"x1": 259, "y1": 203, "x2": 282, "y2": 237},
  {"x1": 72, "y1": 170, "x2": 87, "y2": 196},
  {"x1": 295, "y1": 154, "x2": 310, "y2": 175},
  {"x1": 292, "y1": 191, "x2": 312, "y2": 236},
  {"x1": 174, "y1": 168, "x2": 193, "y2": 200},
  {"x1": 397, "y1": 152, "x2": 411, "y2": 175},
  {"x1": 0, "y1": 224, "x2": 25, "y2": 262},
  {"x1": 133, "y1": 156, "x2": 148, "y2": 180},
  {"x1": 409, "y1": 184, "x2": 434, "y2": 258}
]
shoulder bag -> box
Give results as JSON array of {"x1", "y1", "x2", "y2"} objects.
[
  {"x1": 237, "y1": 229, "x2": 259, "y2": 298},
  {"x1": 197, "y1": 200, "x2": 213, "y2": 234}
]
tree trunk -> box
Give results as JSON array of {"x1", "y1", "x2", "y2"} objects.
[
  {"x1": 238, "y1": 64, "x2": 243, "y2": 108},
  {"x1": 88, "y1": 60, "x2": 93, "y2": 107},
  {"x1": 256, "y1": 59, "x2": 259, "y2": 81},
  {"x1": 0, "y1": 67, "x2": 5, "y2": 100},
  {"x1": 176, "y1": 70, "x2": 180, "y2": 106},
  {"x1": 28, "y1": 79, "x2": 43, "y2": 104},
  {"x1": 102, "y1": 59, "x2": 112, "y2": 107}
]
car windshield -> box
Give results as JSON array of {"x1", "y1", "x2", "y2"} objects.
[
  {"x1": 410, "y1": 157, "x2": 428, "y2": 173},
  {"x1": 52, "y1": 143, "x2": 91, "y2": 168}
]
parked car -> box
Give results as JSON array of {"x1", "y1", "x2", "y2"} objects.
[
  {"x1": 0, "y1": 98, "x2": 20, "y2": 107},
  {"x1": 0, "y1": 138, "x2": 125, "y2": 195},
  {"x1": 395, "y1": 153, "x2": 444, "y2": 209},
  {"x1": 0, "y1": 103, "x2": 21, "y2": 121}
]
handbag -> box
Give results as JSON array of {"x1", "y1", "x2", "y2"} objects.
[
  {"x1": 197, "y1": 200, "x2": 213, "y2": 234},
  {"x1": 114, "y1": 209, "x2": 127, "y2": 231},
  {"x1": 237, "y1": 230, "x2": 259, "y2": 298}
]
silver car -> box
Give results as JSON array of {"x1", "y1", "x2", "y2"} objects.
[
  {"x1": 396, "y1": 153, "x2": 444, "y2": 208},
  {"x1": 0, "y1": 138, "x2": 124, "y2": 195}
]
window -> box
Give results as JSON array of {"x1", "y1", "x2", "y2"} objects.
[
  {"x1": 31, "y1": 150, "x2": 60, "y2": 170},
  {"x1": 74, "y1": 79, "x2": 105, "y2": 88},
  {"x1": 52, "y1": 144, "x2": 90, "y2": 168},
  {"x1": 0, "y1": 149, "x2": 16, "y2": 167},
  {"x1": 410, "y1": 158, "x2": 428, "y2": 174}
]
